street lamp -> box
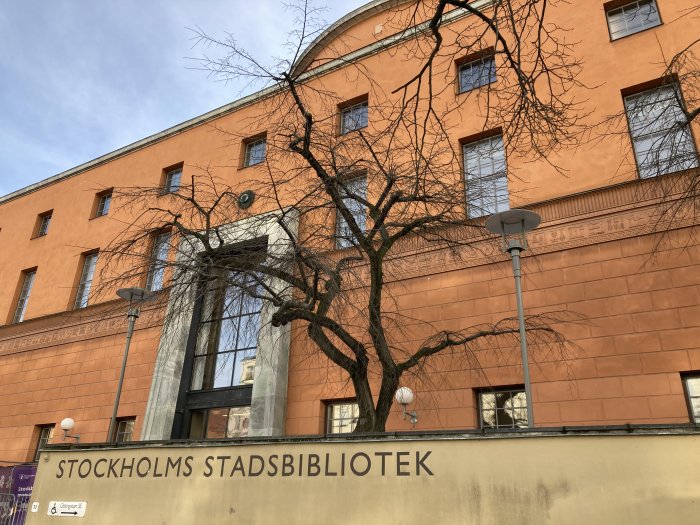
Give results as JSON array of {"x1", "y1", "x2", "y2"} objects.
[
  {"x1": 108, "y1": 287, "x2": 155, "y2": 442},
  {"x1": 485, "y1": 209, "x2": 541, "y2": 428}
]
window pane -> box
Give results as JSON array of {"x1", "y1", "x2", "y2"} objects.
[
  {"x1": 336, "y1": 177, "x2": 367, "y2": 248},
  {"x1": 146, "y1": 232, "x2": 170, "y2": 291},
  {"x1": 165, "y1": 168, "x2": 182, "y2": 192},
  {"x1": 327, "y1": 401, "x2": 359, "y2": 434},
  {"x1": 245, "y1": 139, "x2": 266, "y2": 167},
  {"x1": 459, "y1": 57, "x2": 496, "y2": 93},
  {"x1": 212, "y1": 351, "x2": 235, "y2": 388},
  {"x1": 480, "y1": 388, "x2": 527, "y2": 429},
  {"x1": 464, "y1": 135, "x2": 509, "y2": 218},
  {"x1": 193, "y1": 270, "x2": 262, "y2": 391},
  {"x1": 341, "y1": 102, "x2": 368, "y2": 134},
  {"x1": 13, "y1": 270, "x2": 36, "y2": 323},
  {"x1": 624, "y1": 85, "x2": 699, "y2": 178},
  {"x1": 685, "y1": 377, "x2": 700, "y2": 397},
  {"x1": 74, "y1": 253, "x2": 98, "y2": 309},
  {"x1": 97, "y1": 193, "x2": 112, "y2": 216},
  {"x1": 204, "y1": 407, "x2": 250, "y2": 439},
  {"x1": 607, "y1": 0, "x2": 660, "y2": 40}
]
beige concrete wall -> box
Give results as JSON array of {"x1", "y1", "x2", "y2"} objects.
[{"x1": 25, "y1": 432, "x2": 700, "y2": 525}]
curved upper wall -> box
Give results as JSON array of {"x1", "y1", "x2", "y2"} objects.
[{"x1": 291, "y1": 0, "x2": 418, "y2": 76}]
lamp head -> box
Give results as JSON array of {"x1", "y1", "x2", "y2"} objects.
[
  {"x1": 60, "y1": 418, "x2": 75, "y2": 432},
  {"x1": 395, "y1": 386, "x2": 414, "y2": 406}
]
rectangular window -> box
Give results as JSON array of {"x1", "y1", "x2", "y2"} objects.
[
  {"x1": 606, "y1": 0, "x2": 661, "y2": 40},
  {"x1": 326, "y1": 401, "x2": 359, "y2": 434},
  {"x1": 244, "y1": 137, "x2": 267, "y2": 167},
  {"x1": 34, "y1": 211, "x2": 52, "y2": 237},
  {"x1": 113, "y1": 417, "x2": 136, "y2": 443},
  {"x1": 463, "y1": 134, "x2": 509, "y2": 219},
  {"x1": 34, "y1": 425, "x2": 54, "y2": 462},
  {"x1": 340, "y1": 100, "x2": 368, "y2": 134},
  {"x1": 13, "y1": 269, "x2": 36, "y2": 323},
  {"x1": 336, "y1": 176, "x2": 367, "y2": 249},
  {"x1": 683, "y1": 375, "x2": 700, "y2": 424},
  {"x1": 478, "y1": 387, "x2": 527, "y2": 429},
  {"x1": 95, "y1": 191, "x2": 112, "y2": 217},
  {"x1": 190, "y1": 406, "x2": 251, "y2": 439},
  {"x1": 74, "y1": 252, "x2": 98, "y2": 309},
  {"x1": 146, "y1": 232, "x2": 171, "y2": 292},
  {"x1": 459, "y1": 55, "x2": 496, "y2": 93},
  {"x1": 624, "y1": 84, "x2": 698, "y2": 178},
  {"x1": 191, "y1": 271, "x2": 261, "y2": 390},
  {"x1": 163, "y1": 167, "x2": 182, "y2": 193}
]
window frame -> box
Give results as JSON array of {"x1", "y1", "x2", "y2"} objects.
[
  {"x1": 339, "y1": 97, "x2": 369, "y2": 135},
  {"x1": 477, "y1": 386, "x2": 528, "y2": 430},
  {"x1": 94, "y1": 189, "x2": 113, "y2": 218},
  {"x1": 623, "y1": 82, "x2": 699, "y2": 179},
  {"x1": 162, "y1": 165, "x2": 183, "y2": 194},
  {"x1": 682, "y1": 374, "x2": 700, "y2": 424},
  {"x1": 457, "y1": 50, "x2": 496, "y2": 94},
  {"x1": 113, "y1": 417, "x2": 136, "y2": 443},
  {"x1": 33, "y1": 424, "x2": 54, "y2": 462},
  {"x1": 12, "y1": 268, "x2": 37, "y2": 324},
  {"x1": 146, "y1": 231, "x2": 171, "y2": 292},
  {"x1": 190, "y1": 266, "x2": 263, "y2": 393},
  {"x1": 462, "y1": 133, "x2": 510, "y2": 219},
  {"x1": 241, "y1": 136, "x2": 267, "y2": 168},
  {"x1": 33, "y1": 210, "x2": 53, "y2": 238},
  {"x1": 74, "y1": 251, "x2": 99, "y2": 309},
  {"x1": 326, "y1": 400, "x2": 359, "y2": 434},
  {"x1": 335, "y1": 175, "x2": 368, "y2": 249},
  {"x1": 605, "y1": 0, "x2": 662, "y2": 41}
]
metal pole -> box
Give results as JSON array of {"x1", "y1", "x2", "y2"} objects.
[
  {"x1": 107, "y1": 306, "x2": 140, "y2": 441},
  {"x1": 507, "y1": 239, "x2": 534, "y2": 428}
]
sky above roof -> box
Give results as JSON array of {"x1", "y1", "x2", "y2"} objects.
[{"x1": 0, "y1": 0, "x2": 368, "y2": 197}]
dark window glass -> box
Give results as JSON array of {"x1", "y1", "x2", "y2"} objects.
[
  {"x1": 13, "y1": 270, "x2": 36, "y2": 323},
  {"x1": 607, "y1": 0, "x2": 661, "y2": 40},
  {"x1": 164, "y1": 168, "x2": 182, "y2": 193},
  {"x1": 96, "y1": 193, "x2": 112, "y2": 217},
  {"x1": 244, "y1": 138, "x2": 266, "y2": 167},
  {"x1": 34, "y1": 425, "x2": 54, "y2": 461}
]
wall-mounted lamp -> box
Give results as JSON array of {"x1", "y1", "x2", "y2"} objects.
[
  {"x1": 60, "y1": 418, "x2": 80, "y2": 443},
  {"x1": 395, "y1": 387, "x2": 418, "y2": 427}
]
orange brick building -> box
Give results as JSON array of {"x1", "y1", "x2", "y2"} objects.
[{"x1": 1, "y1": 0, "x2": 699, "y2": 464}]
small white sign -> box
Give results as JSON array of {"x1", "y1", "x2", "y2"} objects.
[
  {"x1": 47, "y1": 501, "x2": 87, "y2": 518},
  {"x1": 31, "y1": 502, "x2": 39, "y2": 513}
]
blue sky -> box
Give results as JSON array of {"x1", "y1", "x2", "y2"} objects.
[{"x1": 0, "y1": 0, "x2": 368, "y2": 197}]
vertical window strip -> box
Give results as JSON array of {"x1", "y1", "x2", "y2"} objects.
[
  {"x1": 13, "y1": 270, "x2": 36, "y2": 323},
  {"x1": 336, "y1": 177, "x2": 367, "y2": 248},
  {"x1": 74, "y1": 253, "x2": 98, "y2": 309},
  {"x1": 463, "y1": 135, "x2": 510, "y2": 219},
  {"x1": 146, "y1": 232, "x2": 171, "y2": 292}
]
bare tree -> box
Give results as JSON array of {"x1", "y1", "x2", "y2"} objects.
[{"x1": 98, "y1": 0, "x2": 582, "y2": 432}]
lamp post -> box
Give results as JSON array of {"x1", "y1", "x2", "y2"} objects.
[
  {"x1": 108, "y1": 287, "x2": 155, "y2": 442},
  {"x1": 485, "y1": 209, "x2": 541, "y2": 428}
]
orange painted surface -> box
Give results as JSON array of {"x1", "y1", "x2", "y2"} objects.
[{"x1": 0, "y1": 0, "x2": 699, "y2": 459}]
